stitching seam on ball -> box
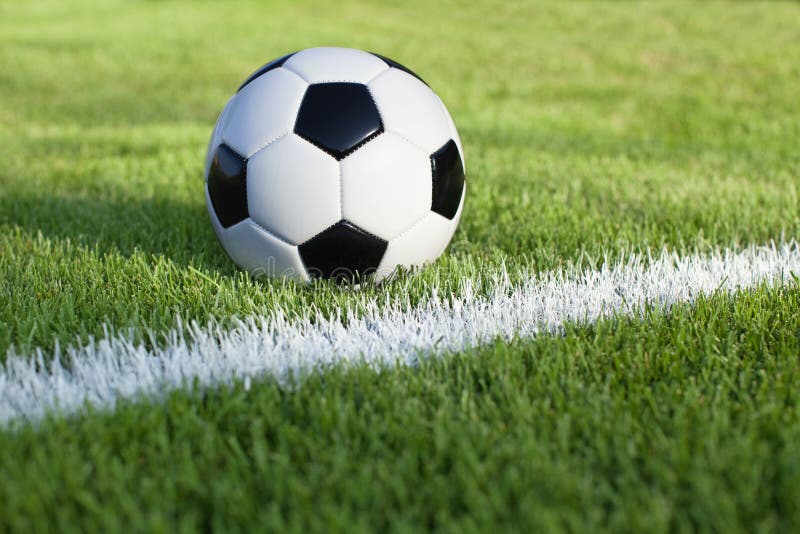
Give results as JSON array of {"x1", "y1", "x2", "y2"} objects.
[
  {"x1": 248, "y1": 132, "x2": 289, "y2": 159},
  {"x1": 430, "y1": 155, "x2": 435, "y2": 212},
  {"x1": 365, "y1": 65, "x2": 391, "y2": 85},
  {"x1": 247, "y1": 217, "x2": 294, "y2": 247},
  {"x1": 340, "y1": 126, "x2": 383, "y2": 159},
  {"x1": 300, "y1": 127, "x2": 383, "y2": 161},
  {"x1": 392, "y1": 212, "x2": 431, "y2": 242},
  {"x1": 336, "y1": 161, "x2": 343, "y2": 220},
  {"x1": 281, "y1": 69, "x2": 379, "y2": 86},
  {"x1": 312, "y1": 219, "x2": 386, "y2": 245},
  {"x1": 383, "y1": 129, "x2": 430, "y2": 158},
  {"x1": 280, "y1": 64, "x2": 309, "y2": 84}
]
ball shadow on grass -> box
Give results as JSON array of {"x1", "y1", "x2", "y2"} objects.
[{"x1": 1, "y1": 191, "x2": 235, "y2": 274}]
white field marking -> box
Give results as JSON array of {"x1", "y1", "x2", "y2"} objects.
[{"x1": 2, "y1": 242, "x2": 800, "y2": 425}]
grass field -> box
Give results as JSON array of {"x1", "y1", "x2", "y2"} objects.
[{"x1": 1, "y1": 0, "x2": 800, "y2": 530}]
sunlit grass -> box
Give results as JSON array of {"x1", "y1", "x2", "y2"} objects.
[{"x1": 1, "y1": 0, "x2": 800, "y2": 529}]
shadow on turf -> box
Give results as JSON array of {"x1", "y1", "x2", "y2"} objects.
[{"x1": 2, "y1": 192, "x2": 235, "y2": 273}]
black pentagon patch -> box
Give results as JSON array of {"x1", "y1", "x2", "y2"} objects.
[
  {"x1": 238, "y1": 52, "x2": 296, "y2": 92},
  {"x1": 370, "y1": 52, "x2": 428, "y2": 86},
  {"x1": 430, "y1": 139, "x2": 465, "y2": 220},
  {"x1": 294, "y1": 83, "x2": 383, "y2": 160},
  {"x1": 207, "y1": 144, "x2": 248, "y2": 228},
  {"x1": 299, "y1": 220, "x2": 388, "y2": 283}
]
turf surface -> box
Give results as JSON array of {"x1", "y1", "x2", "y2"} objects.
[
  {"x1": 2, "y1": 285, "x2": 800, "y2": 531},
  {"x1": 1, "y1": 0, "x2": 800, "y2": 530},
  {"x1": 1, "y1": 0, "x2": 799, "y2": 357}
]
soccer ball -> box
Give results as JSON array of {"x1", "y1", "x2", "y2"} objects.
[{"x1": 205, "y1": 47, "x2": 465, "y2": 282}]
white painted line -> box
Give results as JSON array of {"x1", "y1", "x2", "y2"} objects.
[{"x1": 2, "y1": 242, "x2": 799, "y2": 425}]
